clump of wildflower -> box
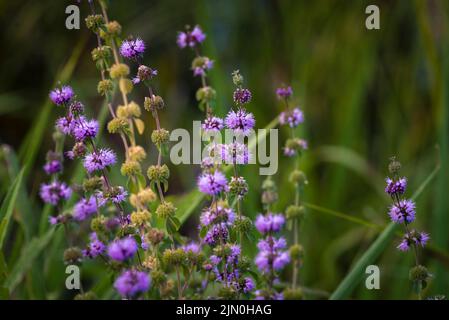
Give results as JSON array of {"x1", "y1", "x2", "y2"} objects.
[
  {"x1": 83, "y1": 148, "x2": 116, "y2": 173},
  {"x1": 114, "y1": 269, "x2": 151, "y2": 298},
  {"x1": 198, "y1": 170, "x2": 228, "y2": 195},
  {"x1": 225, "y1": 109, "x2": 255, "y2": 136},
  {"x1": 177, "y1": 25, "x2": 206, "y2": 48},
  {"x1": 49, "y1": 85, "x2": 74, "y2": 106},
  {"x1": 120, "y1": 38, "x2": 146, "y2": 59},
  {"x1": 108, "y1": 237, "x2": 138, "y2": 262},
  {"x1": 39, "y1": 181, "x2": 72, "y2": 205},
  {"x1": 83, "y1": 233, "x2": 106, "y2": 258},
  {"x1": 233, "y1": 88, "x2": 252, "y2": 105}
]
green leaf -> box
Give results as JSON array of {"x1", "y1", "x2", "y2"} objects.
[
  {"x1": 0, "y1": 167, "x2": 25, "y2": 250},
  {"x1": 5, "y1": 228, "x2": 55, "y2": 292}
]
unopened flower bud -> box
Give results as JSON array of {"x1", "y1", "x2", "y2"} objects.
[
  {"x1": 196, "y1": 86, "x2": 216, "y2": 102},
  {"x1": 144, "y1": 95, "x2": 164, "y2": 111},
  {"x1": 229, "y1": 176, "x2": 248, "y2": 197},
  {"x1": 106, "y1": 21, "x2": 121, "y2": 35},
  {"x1": 128, "y1": 146, "x2": 147, "y2": 162},
  {"x1": 147, "y1": 228, "x2": 165, "y2": 245},
  {"x1": 286, "y1": 205, "x2": 305, "y2": 220},
  {"x1": 151, "y1": 128, "x2": 170, "y2": 145},
  {"x1": 63, "y1": 247, "x2": 83, "y2": 265},
  {"x1": 147, "y1": 164, "x2": 170, "y2": 182},
  {"x1": 155, "y1": 202, "x2": 176, "y2": 219},
  {"x1": 409, "y1": 265, "x2": 430, "y2": 282},
  {"x1": 120, "y1": 160, "x2": 141, "y2": 176},
  {"x1": 289, "y1": 244, "x2": 304, "y2": 260},
  {"x1": 97, "y1": 79, "x2": 113, "y2": 96},
  {"x1": 85, "y1": 14, "x2": 104, "y2": 32},
  {"x1": 289, "y1": 169, "x2": 307, "y2": 185},
  {"x1": 130, "y1": 210, "x2": 151, "y2": 226},
  {"x1": 283, "y1": 288, "x2": 303, "y2": 300},
  {"x1": 388, "y1": 157, "x2": 402, "y2": 175},
  {"x1": 83, "y1": 176, "x2": 103, "y2": 192},
  {"x1": 107, "y1": 118, "x2": 129, "y2": 134}
]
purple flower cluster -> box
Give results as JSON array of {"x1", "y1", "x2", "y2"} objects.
[
  {"x1": 279, "y1": 107, "x2": 304, "y2": 128},
  {"x1": 193, "y1": 57, "x2": 213, "y2": 77},
  {"x1": 388, "y1": 199, "x2": 416, "y2": 224},
  {"x1": 276, "y1": 86, "x2": 293, "y2": 99},
  {"x1": 73, "y1": 196, "x2": 97, "y2": 221},
  {"x1": 397, "y1": 231, "x2": 430, "y2": 252},
  {"x1": 177, "y1": 25, "x2": 206, "y2": 48},
  {"x1": 120, "y1": 38, "x2": 146, "y2": 59},
  {"x1": 73, "y1": 118, "x2": 99, "y2": 141},
  {"x1": 385, "y1": 177, "x2": 407, "y2": 196},
  {"x1": 49, "y1": 85, "x2": 74, "y2": 106},
  {"x1": 225, "y1": 109, "x2": 255, "y2": 136},
  {"x1": 39, "y1": 181, "x2": 72, "y2": 205},
  {"x1": 108, "y1": 237, "x2": 138, "y2": 262},
  {"x1": 83, "y1": 233, "x2": 106, "y2": 258},
  {"x1": 255, "y1": 237, "x2": 290, "y2": 273},
  {"x1": 233, "y1": 88, "x2": 252, "y2": 105},
  {"x1": 202, "y1": 116, "x2": 224, "y2": 133},
  {"x1": 255, "y1": 214, "x2": 285, "y2": 234},
  {"x1": 198, "y1": 170, "x2": 228, "y2": 196},
  {"x1": 43, "y1": 160, "x2": 62, "y2": 175},
  {"x1": 114, "y1": 269, "x2": 150, "y2": 298},
  {"x1": 200, "y1": 205, "x2": 235, "y2": 227},
  {"x1": 83, "y1": 148, "x2": 116, "y2": 173}
]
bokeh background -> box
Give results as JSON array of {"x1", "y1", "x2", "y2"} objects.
[{"x1": 0, "y1": 0, "x2": 448, "y2": 299}]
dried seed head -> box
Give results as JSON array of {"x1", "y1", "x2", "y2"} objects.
[
  {"x1": 286, "y1": 205, "x2": 305, "y2": 220},
  {"x1": 63, "y1": 247, "x2": 83, "y2": 265},
  {"x1": 85, "y1": 14, "x2": 104, "y2": 32},
  {"x1": 147, "y1": 164, "x2": 170, "y2": 182},
  {"x1": 97, "y1": 79, "x2": 113, "y2": 96},
  {"x1": 120, "y1": 160, "x2": 141, "y2": 176},
  {"x1": 106, "y1": 21, "x2": 122, "y2": 35},
  {"x1": 83, "y1": 176, "x2": 103, "y2": 192},
  {"x1": 119, "y1": 78, "x2": 133, "y2": 94},
  {"x1": 107, "y1": 117, "x2": 129, "y2": 134},
  {"x1": 147, "y1": 228, "x2": 165, "y2": 245},
  {"x1": 150, "y1": 269, "x2": 166, "y2": 285},
  {"x1": 144, "y1": 95, "x2": 164, "y2": 111},
  {"x1": 128, "y1": 146, "x2": 147, "y2": 162},
  {"x1": 151, "y1": 128, "x2": 170, "y2": 145},
  {"x1": 90, "y1": 215, "x2": 106, "y2": 233},
  {"x1": 91, "y1": 46, "x2": 112, "y2": 62},
  {"x1": 130, "y1": 210, "x2": 151, "y2": 226},
  {"x1": 289, "y1": 244, "x2": 304, "y2": 260},
  {"x1": 409, "y1": 265, "x2": 430, "y2": 282},
  {"x1": 155, "y1": 202, "x2": 176, "y2": 219},
  {"x1": 283, "y1": 288, "x2": 303, "y2": 300},
  {"x1": 388, "y1": 156, "x2": 402, "y2": 175},
  {"x1": 196, "y1": 86, "x2": 216, "y2": 102},
  {"x1": 109, "y1": 63, "x2": 130, "y2": 79},
  {"x1": 289, "y1": 169, "x2": 307, "y2": 185}
]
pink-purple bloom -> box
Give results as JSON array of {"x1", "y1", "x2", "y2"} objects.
[
  {"x1": 177, "y1": 25, "x2": 206, "y2": 48},
  {"x1": 198, "y1": 170, "x2": 228, "y2": 195},
  {"x1": 388, "y1": 199, "x2": 416, "y2": 224},
  {"x1": 49, "y1": 85, "x2": 74, "y2": 106},
  {"x1": 56, "y1": 116, "x2": 77, "y2": 135},
  {"x1": 73, "y1": 196, "x2": 97, "y2": 221},
  {"x1": 108, "y1": 237, "x2": 138, "y2": 262},
  {"x1": 276, "y1": 86, "x2": 293, "y2": 99},
  {"x1": 39, "y1": 181, "x2": 72, "y2": 205},
  {"x1": 279, "y1": 107, "x2": 304, "y2": 128},
  {"x1": 43, "y1": 160, "x2": 62, "y2": 175},
  {"x1": 385, "y1": 177, "x2": 407, "y2": 195},
  {"x1": 83, "y1": 148, "x2": 116, "y2": 173},
  {"x1": 255, "y1": 236, "x2": 290, "y2": 273},
  {"x1": 73, "y1": 118, "x2": 99, "y2": 141},
  {"x1": 200, "y1": 205, "x2": 235, "y2": 227},
  {"x1": 114, "y1": 269, "x2": 150, "y2": 298},
  {"x1": 255, "y1": 213, "x2": 285, "y2": 234},
  {"x1": 233, "y1": 88, "x2": 252, "y2": 105},
  {"x1": 119, "y1": 38, "x2": 146, "y2": 59},
  {"x1": 83, "y1": 233, "x2": 106, "y2": 258},
  {"x1": 202, "y1": 116, "x2": 224, "y2": 133},
  {"x1": 193, "y1": 57, "x2": 213, "y2": 77},
  {"x1": 225, "y1": 109, "x2": 255, "y2": 136}
]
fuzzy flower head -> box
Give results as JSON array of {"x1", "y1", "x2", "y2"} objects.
[
  {"x1": 114, "y1": 269, "x2": 150, "y2": 298},
  {"x1": 108, "y1": 237, "x2": 138, "y2": 262},
  {"x1": 56, "y1": 115, "x2": 77, "y2": 135},
  {"x1": 389, "y1": 199, "x2": 416, "y2": 224},
  {"x1": 198, "y1": 170, "x2": 228, "y2": 196},
  {"x1": 200, "y1": 205, "x2": 235, "y2": 227},
  {"x1": 279, "y1": 107, "x2": 304, "y2": 128},
  {"x1": 43, "y1": 160, "x2": 62, "y2": 175},
  {"x1": 83, "y1": 148, "x2": 116, "y2": 173},
  {"x1": 397, "y1": 230, "x2": 430, "y2": 251},
  {"x1": 132, "y1": 65, "x2": 158, "y2": 84},
  {"x1": 49, "y1": 85, "x2": 74, "y2": 106},
  {"x1": 225, "y1": 109, "x2": 255, "y2": 136},
  {"x1": 204, "y1": 223, "x2": 229, "y2": 246},
  {"x1": 83, "y1": 233, "x2": 106, "y2": 258},
  {"x1": 40, "y1": 181, "x2": 72, "y2": 205},
  {"x1": 193, "y1": 57, "x2": 213, "y2": 77},
  {"x1": 276, "y1": 86, "x2": 293, "y2": 99},
  {"x1": 73, "y1": 118, "x2": 99, "y2": 141},
  {"x1": 73, "y1": 196, "x2": 97, "y2": 221},
  {"x1": 255, "y1": 213, "x2": 285, "y2": 234},
  {"x1": 233, "y1": 88, "x2": 252, "y2": 105},
  {"x1": 120, "y1": 38, "x2": 146, "y2": 59},
  {"x1": 202, "y1": 116, "x2": 224, "y2": 134},
  {"x1": 177, "y1": 25, "x2": 206, "y2": 48},
  {"x1": 385, "y1": 177, "x2": 407, "y2": 196}
]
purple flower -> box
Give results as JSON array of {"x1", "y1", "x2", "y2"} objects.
[
  {"x1": 120, "y1": 38, "x2": 146, "y2": 59},
  {"x1": 73, "y1": 196, "x2": 97, "y2": 221},
  {"x1": 49, "y1": 85, "x2": 74, "y2": 106},
  {"x1": 109, "y1": 186, "x2": 128, "y2": 204},
  {"x1": 202, "y1": 116, "x2": 224, "y2": 133},
  {"x1": 56, "y1": 116, "x2": 77, "y2": 135},
  {"x1": 273, "y1": 251, "x2": 290, "y2": 270},
  {"x1": 132, "y1": 65, "x2": 158, "y2": 84},
  {"x1": 233, "y1": 88, "x2": 252, "y2": 105},
  {"x1": 204, "y1": 223, "x2": 228, "y2": 246},
  {"x1": 385, "y1": 177, "x2": 407, "y2": 195},
  {"x1": 177, "y1": 25, "x2": 206, "y2": 48},
  {"x1": 83, "y1": 233, "x2": 106, "y2": 258},
  {"x1": 198, "y1": 170, "x2": 228, "y2": 195},
  {"x1": 108, "y1": 237, "x2": 138, "y2": 262},
  {"x1": 224, "y1": 142, "x2": 251, "y2": 165},
  {"x1": 193, "y1": 57, "x2": 213, "y2": 77},
  {"x1": 182, "y1": 242, "x2": 201, "y2": 254},
  {"x1": 276, "y1": 86, "x2": 293, "y2": 99},
  {"x1": 73, "y1": 118, "x2": 99, "y2": 141},
  {"x1": 83, "y1": 148, "x2": 116, "y2": 173},
  {"x1": 388, "y1": 199, "x2": 416, "y2": 224},
  {"x1": 255, "y1": 214, "x2": 285, "y2": 234},
  {"x1": 114, "y1": 269, "x2": 150, "y2": 298},
  {"x1": 39, "y1": 181, "x2": 72, "y2": 205},
  {"x1": 242, "y1": 277, "x2": 255, "y2": 293},
  {"x1": 225, "y1": 109, "x2": 255, "y2": 136},
  {"x1": 200, "y1": 205, "x2": 235, "y2": 227},
  {"x1": 397, "y1": 231, "x2": 430, "y2": 251},
  {"x1": 43, "y1": 160, "x2": 62, "y2": 175},
  {"x1": 255, "y1": 237, "x2": 290, "y2": 273},
  {"x1": 279, "y1": 107, "x2": 304, "y2": 128}
]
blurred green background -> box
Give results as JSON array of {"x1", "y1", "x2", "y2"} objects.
[{"x1": 0, "y1": 0, "x2": 448, "y2": 299}]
